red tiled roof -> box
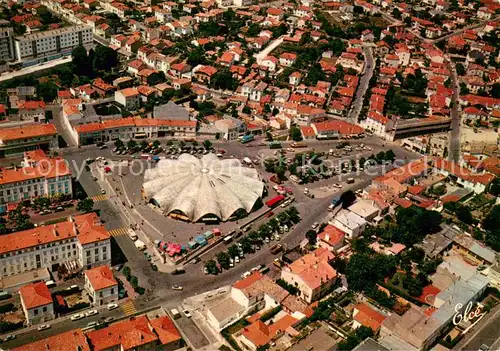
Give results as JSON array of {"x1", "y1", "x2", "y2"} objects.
[
  {"x1": 87, "y1": 316, "x2": 158, "y2": 351},
  {"x1": 85, "y1": 266, "x2": 117, "y2": 291},
  {"x1": 20, "y1": 282, "x2": 53, "y2": 309},
  {"x1": 0, "y1": 213, "x2": 109, "y2": 255},
  {"x1": 353, "y1": 303, "x2": 386, "y2": 331},
  {"x1": 317, "y1": 225, "x2": 344, "y2": 248},
  {"x1": 242, "y1": 314, "x2": 298, "y2": 347},
  {"x1": 233, "y1": 272, "x2": 263, "y2": 290},
  {"x1": 300, "y1": 126, "x2": 315, "y2": 137},
  {"x1": 313, "y1": 120, "x2": 364, "y2": 135},
  {"x1": 12, "y1": 329, "x2": 90, "y2": 351},
  {"x1": 0, "y1": 124, "x2": 57, "y2": 141},
  {"x1": 149, "y1": 316, "x2": 182, "y2": 345}
]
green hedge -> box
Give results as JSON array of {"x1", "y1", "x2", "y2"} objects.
[{"x1": 0, "y1": 303, "x2": 14, "y2": 314}]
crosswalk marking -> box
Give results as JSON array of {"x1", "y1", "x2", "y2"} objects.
[
  {"x1": 91, "y1": 194, "x2": 108, "y2": 202},
  {"x1": 109, "y1": 228, "x2": 128, "y2": 237},
  {"x1": 121, "y1": 300, "x2": 137, "y2": 316}
]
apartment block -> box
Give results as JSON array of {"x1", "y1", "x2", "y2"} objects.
[{"x1": 14, "y1": 25, "x2": 92, "y2": 64}]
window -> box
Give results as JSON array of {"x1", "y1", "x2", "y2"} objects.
[
  {"x1": 111, "y1": 288, "x2": 114, "y2": 294},
  {"x1": 42, "y1": 307, "x2": 47, "y2": 312},
  {"x1": 86, "y1": 251, "x2": 90, "y2": 257},
  {"x1": 34, "y1": 309, "x2": 39, "y2": 315},
  {"x1": 95, "y1": 248, "x2": 99, "y2": 255},
  {"x1": 102, "y1": 247, "x2": 107, "y2": 253}
]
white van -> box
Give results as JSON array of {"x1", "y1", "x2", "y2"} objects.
[
  {"x1": 45, "y1": 280, "x2": 56, "y2": 288},
  {"x1": 170, "y1": 308, "x2": 181, "y2": 319}
]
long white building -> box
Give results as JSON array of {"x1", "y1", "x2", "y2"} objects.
[
  {"x1": 0, "y1": 213, "x2": 111, "y2": 278},
  {"x1": 0, "y1": 150, "x2": 72, "y2": 214},
  {"x1": 14, "y1": 25, "x2": 92, "y2": 65}
]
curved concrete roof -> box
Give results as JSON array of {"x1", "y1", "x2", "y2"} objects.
[{"x1": 142, "y1": 153, "x2": 264, "y2": 221}]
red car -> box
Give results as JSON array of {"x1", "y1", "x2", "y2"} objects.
[{"x1": 266, "y1": 211, "x2": 274, "y2": 218}]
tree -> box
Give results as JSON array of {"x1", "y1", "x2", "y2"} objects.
[
  {"x1": 338, "y1": 327, "x2": 374, "y2": 351},
  {"x1": 114, "y1": 138, "x2": 124, "y2": 148},
  {"x1": 306, "y1": 230, "x2": 317, "y2": 245},
  {"x1": 489, "y1": 178, "x2": 500, "y2": 196},
  {"x1": 77, "y1": 198, "x2": 94, "y2": 213},
  {"x1": 127, "y1": 139, "x2": 137, "y2": 150},
  {"x1": 216, "y1": 252, "x2": 231, "y2": 270},
  {"x1": 205, "y1": 259, "x2": 218, "y2": 274},
  {"x1": 211, "y1": 69, "x2": 237, "y2": 91},
  {"x1": 340, "y1": 190, "x2": 356, "y2": 208},
  {"x1": 384, "y1": 149, "x2": 396, "y2": 162},
  {"x1": 483, "y1": 205, "x2": 500, "y2": 232},
  {"x1": 289, "y1": 126, "x2": 303, "y2": 141},
  {"x1": 72, "y1": 46, "x2": 90, "y2": 76},
  {"x1": 203, "y1": 140, "x2": 212, "y2": 150},
  {"x1": 37, "y1": 82, "x2": 59, "y2": 103},
  {"x1": 227, "y1": 245, "x2": 240, "y2": 258},
  {"x1": 242, "y1": 105, "x2": 251, "y2": 114},
  {"x1": 93, "y1": 45, "x2": 118, "y2": 72}
]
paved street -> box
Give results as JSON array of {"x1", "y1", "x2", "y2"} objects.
[
  {"x1": 447, "y1": 59, "x2": 461, "y2": 163},
  {"x1": 0, "y1": 57, "x2": 71, "y2": 82},
  {"x1": 346, "y1": 46, "x2": 374, "y2": 124},
  {"x1": 2, "y1": 138, "x2": 418, "y2": 348},
  {"x1": 254, "y1": 36, "x2": 284, "y2": 65},
  {"x1": 454, "y1": 304, "x2": 500, "y2": 351}
]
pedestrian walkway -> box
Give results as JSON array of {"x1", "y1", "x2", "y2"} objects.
[
  {"x1": 91, "y1": 194, "x2": 108, "y2": 202},
  {"x1": 109, "y1": 227, "x2": 128, "y2": 237},
  {"x1": 121, "y1": 300, "x2": 137, "y2": 316}
]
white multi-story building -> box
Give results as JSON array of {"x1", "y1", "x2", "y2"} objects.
[
  {"x1": 84, "y1": 265, "x2": 118, "y2": 306},
  {"x1": 19, "y1": 282, "x2": 55, "y2": 326},
  {"x1": 0, "y1": 123, "x2": 58, "y2": 158},
  {"x1": 0, "y1": 150, "x2": 72, "y2": 213},
  {"x1": 0, "y1": 213, "x2": 111, "y2": 278},
  {"x1": 14, "y1": 25, "x2": 92, "y2": 65},
  {"x1": 0, "y1": 22, "x2": 15, "y2": 61},
  {"x1": 114, "y1": 88, "x2": 141, "y2": 110}
]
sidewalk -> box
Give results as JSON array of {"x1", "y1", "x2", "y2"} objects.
[{"x1": 91, "y1": 162, "x2": 174, "y2": 274}]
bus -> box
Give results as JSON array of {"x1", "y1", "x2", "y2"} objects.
[
  {"x1": 223, "y1": 235, "x2": 233, "y2": 244},
  {"x1": 269, "y1": 142, "x2": 282, "y2": 149},
  {"x1": 291, "y1": 141, "x2": 307, "y2": 148},
  {"x1": 240, "y1": 134, "x2": 254, "y2": 144}
]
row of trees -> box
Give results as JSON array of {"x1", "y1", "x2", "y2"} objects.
[
  {"x1": 72, "y1": 45, "x2": 118, "y2": 78},
  {"x1": 205, "y1": 207, "x2": 300, "y2": 273}
]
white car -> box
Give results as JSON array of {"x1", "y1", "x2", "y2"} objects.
[
  {"x1": 333, "y1": 183, "x2": 342, "y2": 189},
  {"x1": 171, "y1": 285, "x2": 183, "y2": 291},
  {"x1": 183, "y1": 310, "x2": 192, "y2": 318},
  {"x1": 235, "y1": 256, "x2": 240, "y2": 263},
  {"x1": 311, "y1": 222, "x2": 319, "y2": 229},
  {"x1": 107, "y1": 303, "x2": 119, "y2": 310},
  {"x1": 37, "y1": 324, "x2": 51, "y2": 331},
  {"x1": 85, "y1": 309, "x2": 98, "y2": 317},
  {"x1": 71, "y1": 313, "x2": 84, "y2": 321},
  {"x1": 241, "y1": 271, "x2": 251, "y2": 279}
]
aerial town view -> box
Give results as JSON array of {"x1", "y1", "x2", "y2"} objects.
[{"x1": 0, "y1": 0, "x2": 498, "y2": 349}]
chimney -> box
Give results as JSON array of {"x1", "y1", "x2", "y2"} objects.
[{"x1": 53, "y1": 225, "x2": 59, "y2": 236}]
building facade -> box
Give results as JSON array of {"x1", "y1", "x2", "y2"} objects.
[
  {"x1": 0, "y1": 213, "x2": 111, "y2": 278},
  {"x1": 19, "y1": 282, "x2": 55, "y2": 326},
  {"x1": 0, "y1": 124, "x2": 58, "y2": 158},
  {"x1": 0, "y1": 150, "x2": 72, "y2": 213},
  {"x1": 0, "y1": 22, "x2": 15, "y2": 61},
  {"x1": 84, "y1": 265, "x2": 118, "y2": 306},
  {"x1": 14, "y1": 25, "x2": 93, "y2": 65}
]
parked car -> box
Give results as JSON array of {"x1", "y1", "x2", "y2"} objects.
[
  {"x1": 107, "y1": 303, "x2": 119, "y2": 310},
  {"x1": 85, "y1": 309, "x2": 98, "y2": 317},
  {"x1": 4, "y1": 334, "x2": 16, "y2": 341},
  {"x1": 87, "y1": 321, "x2": 98, "y2": 328},
  {"x1": 37, "y1": 324, "x2": 51, "y2": 331},
  {"x1": 183, "y1": 310, "x2": 192, "y2": 318},
  {"x1": 171, "y1": 285, "x2": 183, "y2": 291},
  {"x1": 71, "y1": 313, "x2": 84, "y2": 321}
]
